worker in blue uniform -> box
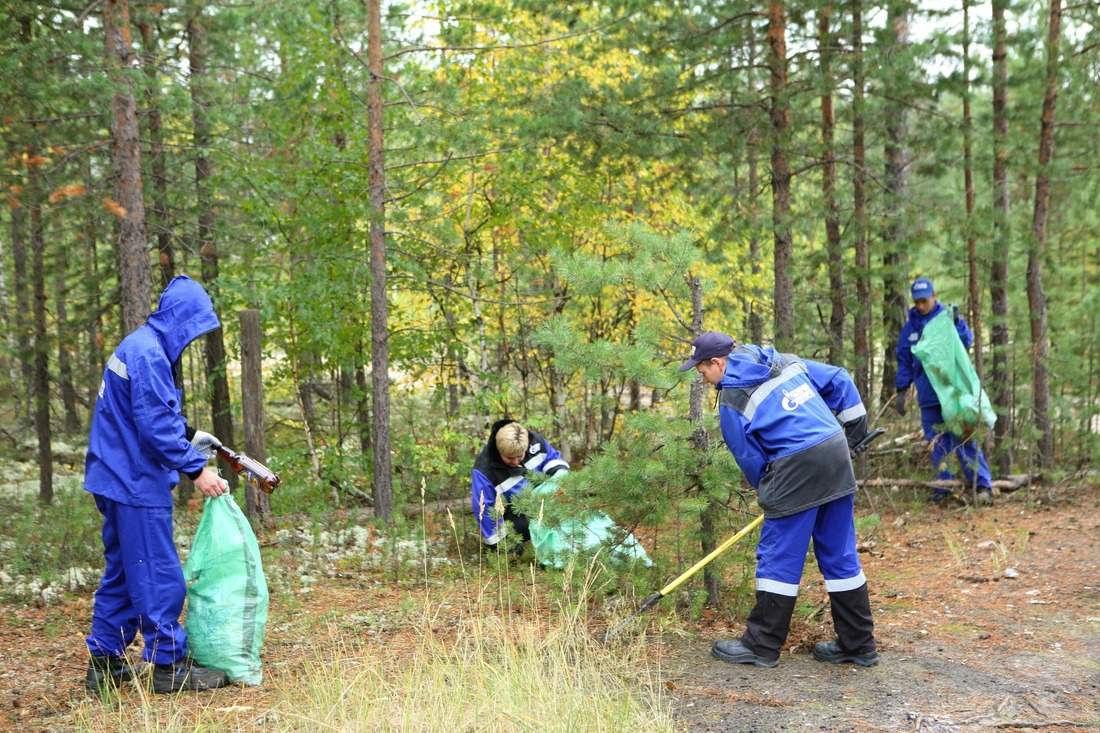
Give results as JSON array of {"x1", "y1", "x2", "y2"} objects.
[
  {"x1": 679, "y1": 331, "x2": 878, "y2": 668},
  {"x1": 84, "y1": 275, "x2": 231, "y2": 694},
  {"x1": 895, "y1": 277, "x2": 993, "y2": 504},
  {"x1": 471, "y1": 419, "x2": 569, "y2": 552}
]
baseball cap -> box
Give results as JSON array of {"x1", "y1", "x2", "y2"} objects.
[
  {"x1": 677, "y1": 331, "x2": 736, "y2": 372},
  {"x1": 910, "y1": 278, "x2": 934, "y2": 300}
]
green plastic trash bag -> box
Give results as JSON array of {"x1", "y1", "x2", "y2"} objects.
[
  {"x1": 527, "y1": 472, "x2": 653, "y2": 570},
  {"x1": 911, "y1": 307, "x2": 996, "y2": 435},
  {"x1": 183, "y1": 493, "x2": 268, "y2": 686}
]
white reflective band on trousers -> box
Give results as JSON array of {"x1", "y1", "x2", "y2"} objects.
[
  {"x1": 825, "y1": 571, "x2": 867, "y2": 593},
  {"x1": 756, "y1": 577, "x2": 801, "y2": 597}
]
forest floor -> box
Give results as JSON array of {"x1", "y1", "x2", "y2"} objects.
[{"x1": 0, "y1": 481, "x2": 1097, "y2": 732}]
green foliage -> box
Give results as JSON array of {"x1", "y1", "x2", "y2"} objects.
[
  {"x1": 0, "y1": 480, "x2": 102, "y2": 601},
  {"x1": 0, "y1": 0, "x2": 1096, "y2": 530}
]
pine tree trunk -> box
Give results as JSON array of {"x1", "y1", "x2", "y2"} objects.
[
  {"x1": 137, "y1": 16, "x2": 175, "y2": 290},
  {"x1": 881, "y1": 3, "x2": 909, "y2": 407},
  {"x1": 356, "y1": 348, "x2": 371, "y2": 458},
  {"x1": 851, "y1": 0, "x2": 871, "y2": 402},
  {"x1": 239, "y1": 309, "x2": 273, "y2": 527},
  {"x1": 54, "y1": 253, "x2": 80, "y2": 433},
  {"x1": 745, "y1": 36, "x2": 764, "y2": 345},
  {"x1": 104, "y1": 0, "x2": 151, "y2": 335},
  {"x1": 1028, "y1": 0, "x2": 1060, "y2": 470},
  {"x1": 9, "y1": 167, "x2": 32, "y2": 430},
  {"x1": 684, "y1": 275, "x2": 719, "y2": 605},
  {"x1": 819, "y1": 8, "x2": 844, "y2": 364},
  {"x1": 1, "y1": 203, "x2": 19, "y2": 421},
  {"x1": 768, "y1": 1, "x2": 793, "y2": 348},
  {"x1": 84, "y1": 194, "x2": 104, "y2": 425},
  {"x1": 747, "y1": 140, "x2": 764, "y2": 345},
  {"x1": 29, "y1": 161, "x2": 53, "y2": 505},
  {"x1": 990, "y1": 0, "x2": 1014, "y2": 472},
  {"x1": 366, "y1": 0, "x2": 393, "y2": 521},
  {"x1": 11, "y1": 16, "x2": 34, "y2": 430},
  {"x1": 963, "y1": 1, "x2": 983, "y2": 379},
  {"x1": 188, "y1": 3, "x2": 236, "y2": 490}
]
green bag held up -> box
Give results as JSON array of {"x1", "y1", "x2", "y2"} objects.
[
  {"x1": 183, "y1": 493, "x2": 269, "y2": 686},
  {"x1": 911, "y1": 307, "x2": 996, "y2": 436},
  {"x1": 527, "y1": 472, "x2": 653, "y2": 571}
]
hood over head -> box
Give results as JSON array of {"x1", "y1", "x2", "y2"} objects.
[{"x1": 146, "y1": 275, "x2": 221, "y2": 362}]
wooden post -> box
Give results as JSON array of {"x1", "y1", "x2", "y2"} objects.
[{"x1": 239, "y1": 309, "x2": 272, "y2": 528}]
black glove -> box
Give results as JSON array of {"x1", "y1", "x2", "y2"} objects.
[
  {"x1": 893, "y1": 389, "x2": 907, "y2": 416},
  {"x1": 844, "y1": 415, "x2": 869, "y2": 452}
]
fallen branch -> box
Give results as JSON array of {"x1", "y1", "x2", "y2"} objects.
[{"x1": 858, "y1": 474, "x2": 1040, "y2": 491}]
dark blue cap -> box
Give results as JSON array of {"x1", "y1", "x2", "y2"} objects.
[
  {"x1": 910, "y1": 278, "x2": 934, "y2": 300},
  {"x1": 678, "y1": 331, "x2": 735, "y2": 371}
]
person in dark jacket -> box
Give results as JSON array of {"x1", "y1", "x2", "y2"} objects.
[
  {"x1": 679, "y1": 331, "x2": 878, "y2": 668},
  {"x1": 894, "y1": 277, "x2": 992, "y2": 504},
  {"x1": 471, "y1": 419, "x2": 569, "y2": 551},
  {"x1": 84, "y1": 275, "x2": 231, "y2": 694}
]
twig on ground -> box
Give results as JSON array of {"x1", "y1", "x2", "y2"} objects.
[{"x1": 991, "y1": 722, "x2": 1092, "y2": 729}]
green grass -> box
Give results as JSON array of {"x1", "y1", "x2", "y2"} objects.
[{"x1": 67, "y1": 561, "x2": 680, "y2": 733}]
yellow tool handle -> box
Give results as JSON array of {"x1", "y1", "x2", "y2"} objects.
[{"x1": 658, "y1": 513, "x2": 764, "y2": 597}]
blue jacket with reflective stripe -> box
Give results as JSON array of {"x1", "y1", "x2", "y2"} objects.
[
  {"x1": 471, "y1": 419, "x2": 569, "y2": 544},
  {"x1": 895, "y1": 301, "x2": 974, "y2": 409},
  {"x1": 716, "y1": 346, "x2": 864, "y2": 518},
  {"x1": 84, "y1": 276, "x2": 221, "y2": 507}
]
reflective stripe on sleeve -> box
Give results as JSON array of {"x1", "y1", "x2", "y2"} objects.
[
  {"x1": 107, "y1": 353, "x2": 129, "y2": 380},
  {"x1": 836, "y1": 404, "x2": 867, "y2": 424},
  {"x1": 496, "y1": 475, "x2": 524, "y2": 494}
]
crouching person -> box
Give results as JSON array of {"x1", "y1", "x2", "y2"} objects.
[
  {"x1": 678, "y1": 332, "x2": 878, "y2": 668},
  {"x1": 471, "y1": 419, "x2": 569, "y2": 553}
]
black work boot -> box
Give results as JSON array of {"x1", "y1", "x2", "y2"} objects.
[
  {"x1": 711, "y1": 639, "x2": 779, "y2": 668},
  {"x1": 85, "y1": 655, "x2": 135, "y2": 692},
  {"x1": 813, "y1": 640, "x2": 879, "y2": 667},
  {"x1": 152, "y1": 657, "x2": 228, "y2": 694}
]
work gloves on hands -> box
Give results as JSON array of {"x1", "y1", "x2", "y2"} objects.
[
  {"x1": 843, "y1": 415, "x2": 870, "y2": 453},
  {"x1": 189, "y1": 430, "x2": 222, "y2": 459},
  {"x1": 892, "y1": 389, "x2": 907, "y2": 416}
]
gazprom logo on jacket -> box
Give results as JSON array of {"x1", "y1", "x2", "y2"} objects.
[{"x1": 781, "y1": 383, "x2": 815, "y2": 411}]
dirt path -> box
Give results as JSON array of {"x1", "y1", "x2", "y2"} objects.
[
  {"x1": 1, "y1": 485, "x2": 1096, "y2": 732},
  {"x1": 661, "y1": 486, "x2": 1100, "y2": 732}
]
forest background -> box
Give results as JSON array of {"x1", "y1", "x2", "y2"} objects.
[{"x1": 0, "y1": 0, "x2": 1098, "y2": 588}]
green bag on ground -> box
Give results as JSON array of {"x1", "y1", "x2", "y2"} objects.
[
  {"x1": 527, "y1": 472, "x2": 653, "y2": 570},
  {"x1": 911, "y1": 307, "x2": 996, "y2": 435},
  {"x1": 183, "y1": 493, "x2": 268, "y2": 686}
]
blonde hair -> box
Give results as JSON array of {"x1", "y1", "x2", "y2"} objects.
[{"x1": 496, "y1": 422, "x2": 529, "y2": 460}]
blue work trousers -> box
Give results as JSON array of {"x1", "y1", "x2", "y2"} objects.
[
  {"x1": 920, "y1": 406, "x2": 992, "y2": 489},
  {"x1": 755, "y1": 493, "x2": 865, "y2": 597},
  {"x1": 85, "y1": 495, "x2": 188, "y2": 665}
]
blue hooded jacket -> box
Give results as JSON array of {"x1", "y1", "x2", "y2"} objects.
[
  {"x1": 84, "y1": 276, "x2": 221, "y2": 507},
  {"x1": 716, "y1": 346, "x2": 865, "y2": 518},
  {"x1": 895, "y1": 301, "x2": 974, "y2": 409}
]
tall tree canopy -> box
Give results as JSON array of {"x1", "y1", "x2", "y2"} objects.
[{"x1": 0, "y1": 0, "x2": 1097, "y2": 512}]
